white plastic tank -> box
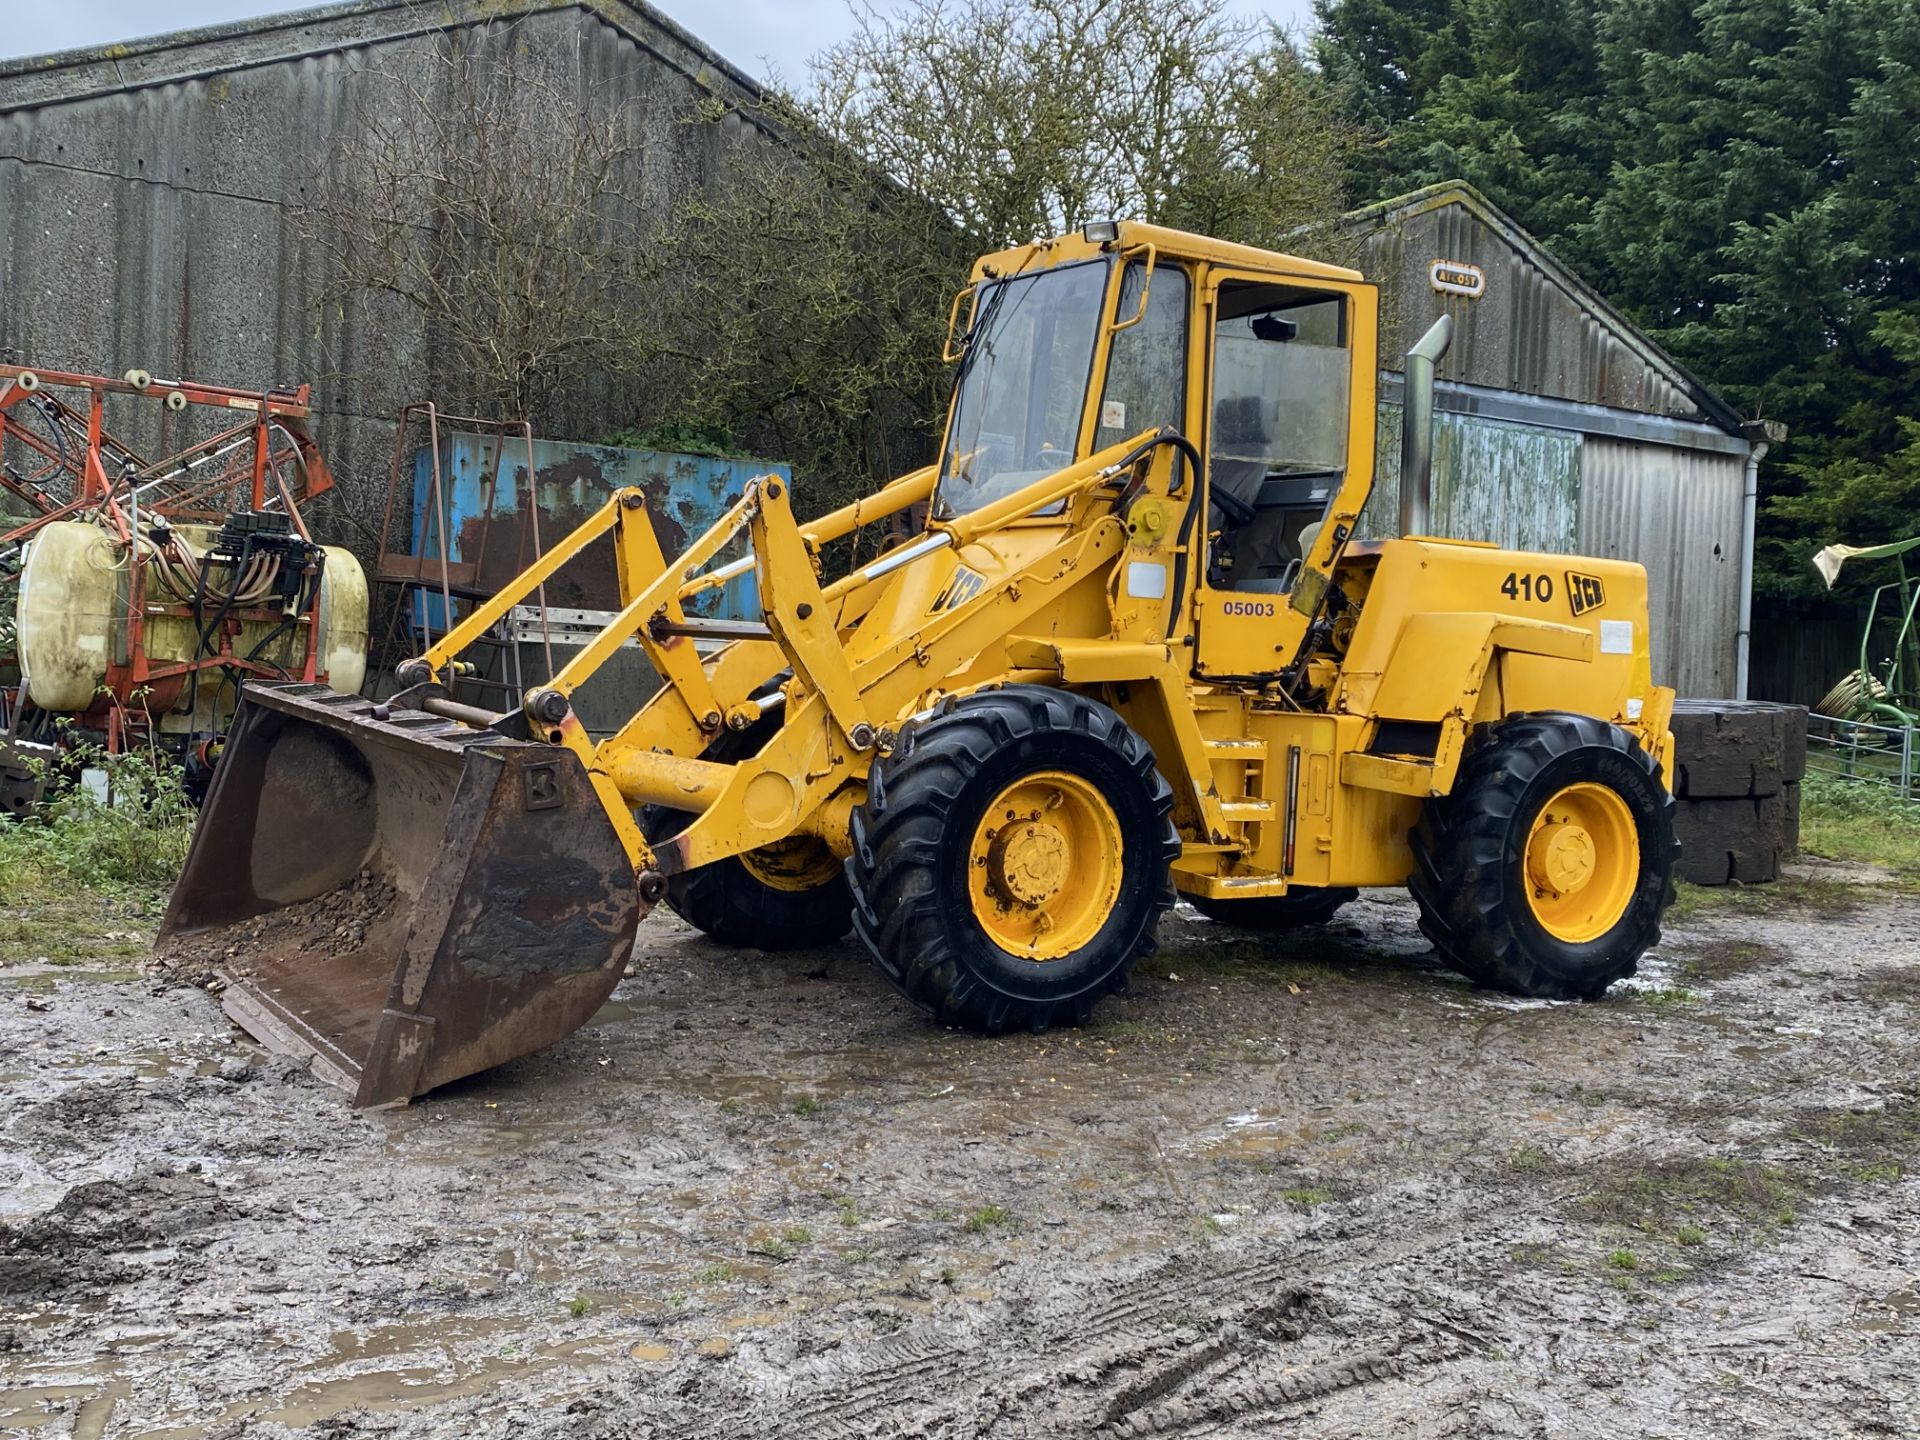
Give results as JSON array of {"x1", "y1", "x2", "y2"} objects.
[{"x1": 15, "y1": 520, "x2": 368, "y2": 726}]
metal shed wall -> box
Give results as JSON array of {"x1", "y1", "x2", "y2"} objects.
[
  {"x1": 1365, "y1": 406, "x2": 1742, "y2": 697},
  {"x1": 0, "y1": 1, "x2": 797, "y2": 539},
  {"x1": 1366, "y1": 407, "x2": 1581, "y2": 554},
  {"x1": 1350, "y1": 185, "x2": 1738, "y2": 428},
  {"x1": 1579, "y1": 438, "x2": 1746, "y2": 699}
]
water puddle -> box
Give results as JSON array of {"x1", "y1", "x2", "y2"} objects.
[
  {"x1": 0, "y1": 965, "x2": 143, "y2": 988},
  {"x1": 1172, "y1": 1109, "x2": 1309, "y2": 1160}
]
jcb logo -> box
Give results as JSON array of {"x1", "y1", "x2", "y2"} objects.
[
  {"x1": 1566, "y1": 571, "x2": 1606, "y2": 617},
  {"x1": 934, "y1": 566, "x2": 987, "y2": 611}
]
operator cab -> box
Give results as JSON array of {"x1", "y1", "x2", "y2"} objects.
[
  {"x1": 1207, "y1": 282, "x2": 1351, "y2": 594},
  {"x1": 928, "y1": 221, "x2": 1377, "y2": 682}
]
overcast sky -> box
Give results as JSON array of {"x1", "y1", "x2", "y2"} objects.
[{"x1": 0, "y1": 1, "x2": 1318, "y2": 82}]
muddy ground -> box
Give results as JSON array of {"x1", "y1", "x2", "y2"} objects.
[{"x1": 2, "y1": 866, "x2": 1916, "y2": 1438}]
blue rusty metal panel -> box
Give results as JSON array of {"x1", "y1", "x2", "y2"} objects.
[{"x1": 409, "y1": 434, "x2": 780, "y2": 631}]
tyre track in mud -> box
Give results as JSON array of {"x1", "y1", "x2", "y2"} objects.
[{"x1": 647, "y1": 1219, "x2": 1497, "y2": 1439}]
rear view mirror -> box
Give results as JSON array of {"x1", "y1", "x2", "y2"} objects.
[
  {"x1": 943, "y1": 284, "x2": 979, "y2": 363},
  {"x1": 1250, "y1": 313, "x2": 1298, "y2": 343}
]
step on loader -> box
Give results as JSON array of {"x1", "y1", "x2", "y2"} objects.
[{"x1": 158, "y1": 221, "x2": 1678, "y2": 1105}]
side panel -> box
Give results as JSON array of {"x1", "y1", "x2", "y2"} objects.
[{"x1": 1337, "y1": 539, "x2": 1658, "y2": 735}]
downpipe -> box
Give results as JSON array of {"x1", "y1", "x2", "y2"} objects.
[
  {"x1": 1399, "y1": 314, "x2": 1456, "y2": 538},
  {"x1": 1734, "y1": 436, "x2": 1771, "y2": 700}
]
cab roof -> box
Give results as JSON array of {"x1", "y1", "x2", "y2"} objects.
[{"x1": 971, "y1": 220, "x2": 1366, "y2": 287}]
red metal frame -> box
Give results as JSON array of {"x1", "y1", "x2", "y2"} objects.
[
  {"x1": 1, "y1": 362, "x2": 335, "y2": 752},
  {"x1": 0, "y1": 364, "x2": 331, "y2": 547}
]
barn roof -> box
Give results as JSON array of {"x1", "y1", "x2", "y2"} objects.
[
  {"x1": 0, "y1": 0, "x2": 764, "y2": 114},
  {"x1": 1343, "y1": 181, "x2": 1750, "y2": 439}
]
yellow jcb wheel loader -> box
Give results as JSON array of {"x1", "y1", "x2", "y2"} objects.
[{"x1": 157, "y1": 221, "x2": 1679, "y2": 1106}]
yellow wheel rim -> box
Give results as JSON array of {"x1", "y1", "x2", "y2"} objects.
[
  {"x1": 968, "y1": 770, "x2": 1123, "y2": 961},
  {"x1": 740, "y1": 835, "x2": 843, "y2": 893},
  {"x1": 1522, "y1": 782, "x2": 1640, "y2": 943}
]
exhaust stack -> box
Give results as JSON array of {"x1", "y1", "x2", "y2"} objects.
[{"x1": 1399, "y1": 314, "x2": 1455, "y2": 537}]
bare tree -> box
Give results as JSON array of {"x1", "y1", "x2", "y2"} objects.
[
  {"x1": 659, "y1": 93, "x2": 964, "y2": 517},
  {"x1": 806, "y1": 0, "x2": 1356, "y2": 251},
  {"x1": 301, "y1": 3, "x2": 1357, "y2": 532},
  {"x1": 664, "y1": 0, "x2": 1360, "y2": 516},
  {"x1": 304, "y1": 24, "x2": 663, "y2": 431}
]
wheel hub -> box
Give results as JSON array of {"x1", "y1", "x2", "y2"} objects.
[
  {"x1": 968, "y1": 770, "x2": 1124, "y2": 960},
  {"x1": 989, "y1": 817, "x2": 1070, "y2": 907},
  {"x1": 1527, "y1": 819, "x2": 1597, "y2": 897},
  {"x1": 1522, "y1": 781, "x2": 1641, "y2": 943},
  {"x1": 739, "y1": 833, "x2": 844, "y2": 893}
]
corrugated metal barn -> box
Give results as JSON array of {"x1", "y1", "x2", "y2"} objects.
[
  {"x1": 0, "y1": 0, "x2": 797, "y2": 528},
  {"x1": 1344, "y1": 183, "x2": 1767, "y2": 700}
]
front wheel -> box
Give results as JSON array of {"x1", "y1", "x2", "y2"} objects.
[
  {"x1": 847, "y1": 687, "x2": 1179, "y2": 1034},
  {"x1": 1408, "y1": 712, "x2": 1676, "y2": 1000}
]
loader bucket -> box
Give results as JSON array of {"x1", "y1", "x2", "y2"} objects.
[{"x1": 157, "y1": 683, "x2": 645, "y2": 1107}]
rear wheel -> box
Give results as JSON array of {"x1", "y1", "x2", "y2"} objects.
[
  {"x1": 1409, "y1": 711, "x2": 1676, "y2": 1000},
  {"x1": 847, "y1": 686, "x2": 1178, "y2": 1034},
  {"x1": 641, "y1": 720, "x2": 852, "y2": 950},
  {"x1": 1181, "y1": 886, "x2": 1356, "y2": 929}
]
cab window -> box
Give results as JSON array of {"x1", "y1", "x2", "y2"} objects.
[
  {"x1": 1095, "y1": 260, "x2": 1190, "y2": 462},
  {"x1": 1209, "y1": 283, "x2": 1350, "y2": 591}
]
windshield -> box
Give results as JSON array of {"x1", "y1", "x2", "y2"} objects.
[{"x1": 935, "y1": 259, "x2": 1111, "y2": 518}]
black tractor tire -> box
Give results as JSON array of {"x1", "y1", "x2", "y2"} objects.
[
  {"x1": 640, "y1": 718, "x2": 853, "y2": 951},
  {"x1": 1182, "y1": 885, "x2": 1357, "y2": 929},
  {"x1": 847, "y1": 686, "x2": 1179, "y2": 1034},
  {"x1": 1408, "y1": 711, "x2": 1677, "y2": 1000}
]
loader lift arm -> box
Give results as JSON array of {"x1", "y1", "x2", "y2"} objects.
[{"x1": 396, "y1": 428, "x2": 1182, "y2": 880}]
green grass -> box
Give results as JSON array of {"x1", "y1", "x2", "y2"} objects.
[
  {"x1": 1669, "y1": 873, "x2": 1878, "y2": 924},
  {"x1": 696, "y1": 1262, "x2": 736, "y2": 1285},
  {"x1": 1101, "y1": 1019, "x2": 1178, "y2": 1044},
  {"x1": 962, "y1": 1204, "x2": 1011, "y2": 1233},
  {"x1": 1269, "y1": 962, "x2": 1344, "y2": 990},
  {"x1": 1317, "y1": 1121, "x2": 1369, "y2": 1143},
  {"x1": 1791, "y1": 1101, "x2": 1920, "y2": 1178},
  {"x1": 1798, "y1": 772, "x2": 1920, "y2": 873},
  {"x1": 0, "y1": 746, "x2": 193, "y2": 888},
  {"x1": 0, "y1": 745, "x2": 192, "y2": 965},
  {"x1": 1637, "y1": 986, "x2": 1699, "y2": 1010},
  {"x1": 1279, "y1": 1187, "x2": 1330, "y2": 1210},
  {"x1": 1582, "y1": 1156, "x2": 1802, "y2": 1242},
  {"x1": 1507, "y1": 1144, "x2": 1557, "y2": 1173},
  {"x1": 791, "y1": 1094, "x2": 821, "y2": 1117},
  {"x1": 1681, "y1": 940, "x2": 1789, "y2": 982},
  {"x1": 566, "y1": 1296, "x2": 591, "y2": 1317}
]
